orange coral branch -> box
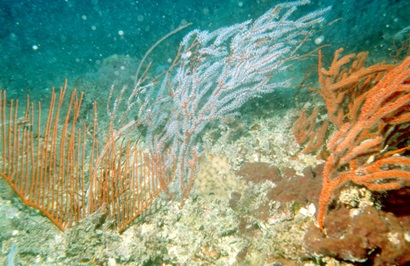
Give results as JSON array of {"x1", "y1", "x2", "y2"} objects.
[
  {"x1": 0, "y1": 84, "x2": 175, "y2": 233},
  {"x1": 293, "y1": 107, "x2": 329, "y2": 156},
  {"x1": 313, "y1": 51, "x2": 410, "y2": 232},
  {"x1": 313, "y1": 48, "x2": 393, "y2": 127}
]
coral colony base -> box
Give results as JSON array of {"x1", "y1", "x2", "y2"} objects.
[{"x1": 1, "y1": 0, "x2": 410, "y2": 265}]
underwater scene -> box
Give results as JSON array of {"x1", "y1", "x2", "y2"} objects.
[{"x1": 1, "y1": 0, "x2": 410, "y2": 265}]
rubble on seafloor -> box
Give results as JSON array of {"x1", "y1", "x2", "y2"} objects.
[{"x1": 0, "y1": 108, "x2": 410, "y2": 265}]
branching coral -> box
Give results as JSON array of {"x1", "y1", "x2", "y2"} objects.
[{"x1": 299, "y1": 49, "x2": 410, "y2": 231}]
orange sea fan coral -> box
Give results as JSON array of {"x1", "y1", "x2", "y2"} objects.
[
  {"x1": 306, "y1": 49, "x2": 410, "y2": 231},
  {"x1": 0, "y1": 84, "x2": 175, "y2": 233}
]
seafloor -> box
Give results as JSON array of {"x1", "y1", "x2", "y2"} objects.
[
  {"x1": 1, "y1": 98, "x2": 410, "y2": 265},
  {"x1": 0, "y1": 108, "x2": 338, "y2": 265}
]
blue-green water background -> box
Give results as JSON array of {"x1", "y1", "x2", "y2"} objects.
[{"x1": 1, "y1": 0, "x2": 409, "y2": 104}]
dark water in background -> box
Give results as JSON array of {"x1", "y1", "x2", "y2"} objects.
[
  {"x1": 0, "y1": 0, "x2": 282, "y2": 98},
  {"x1": 0, "y1": 0, "x2": 409, "y2": 101}
]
